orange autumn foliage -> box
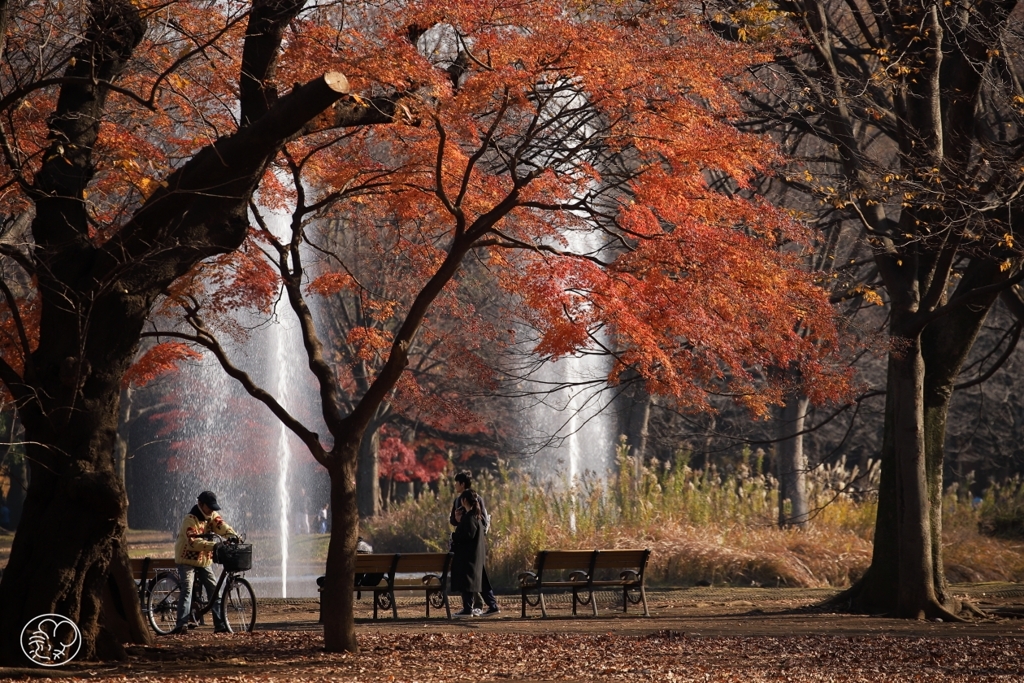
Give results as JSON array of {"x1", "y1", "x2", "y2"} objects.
[
  {"x1": 219, "y1": 0, "x2": 852, "y2": 419},
  {"x1": 2, "y1": 0, "x2": 849, "y2": 445}
]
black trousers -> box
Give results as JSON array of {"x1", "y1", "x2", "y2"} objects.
[{"x1": 468, "y1": 568, "x2": 498, "y2": 609}]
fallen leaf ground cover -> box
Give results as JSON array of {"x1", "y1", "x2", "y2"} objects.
[
  {"x1": 81, "y1": 631, "x2": 1024, "y2": 682},
  {"x1": 3, "y1": 587, "x2": 1024, "y2": 682}
]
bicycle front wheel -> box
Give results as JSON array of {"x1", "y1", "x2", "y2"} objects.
[
  {"x1": 147, "y1": 572, "x2": 180, "y2": 635},
  {"x1": 222, "y1": 576, "x2": 256, "y2": 633}
]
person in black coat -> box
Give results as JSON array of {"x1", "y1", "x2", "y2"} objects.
[
  {"x1": 450, "y1": 490, "x2": 489, "y2": 616},
  {"x1": 449, "y1": 470, "x2": 500, "y2": 615}
]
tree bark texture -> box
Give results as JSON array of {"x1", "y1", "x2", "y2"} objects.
[
  {"x1": 322, "y1": 446, "x2": 360, "y2": 653},
  {"x1": 888, "y1": 329, "x2": 936, "y2": 618},
  {"x1": 776, "y1": 394, "x2": 809, "y2": 527},
  {"x1": 357, "y1": 426, "x2": 381, "y2": 518}
]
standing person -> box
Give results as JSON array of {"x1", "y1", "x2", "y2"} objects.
[
  {"x1": 450, "y1": 491, "x2": 490, "y2": 616},
  {"x1": 173, "y1": 490, "x2": 238, "y2": 634},
  {"x1": 318, "y1": 503, "x2": 329, "y2": 534},
  {"x1": 449, "y1": 471, "x2": 499, "y2": 616}
]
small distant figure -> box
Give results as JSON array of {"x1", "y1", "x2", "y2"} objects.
[{"x1": 318, "y1": 504, "x2": 329, "y2": 534}]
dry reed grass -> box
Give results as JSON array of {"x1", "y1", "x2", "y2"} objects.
[{"x1": 361, "y1": 453, "x2": 1024, "y2": 591}]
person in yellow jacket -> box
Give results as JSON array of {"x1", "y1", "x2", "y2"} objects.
[{"x1": 172, "y1": 490, "x2": 238, "y2": 634}]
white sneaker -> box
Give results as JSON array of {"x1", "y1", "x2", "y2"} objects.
[{"x1": 471, "y1": 608, "x2": 483, "y2": 616}]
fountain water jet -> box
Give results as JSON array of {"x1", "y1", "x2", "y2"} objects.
[{"x1": 271, "y1": 319, "x2": 294, "y2": 597}]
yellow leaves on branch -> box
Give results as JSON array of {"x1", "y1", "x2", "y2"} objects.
[{"x1": 850, "y1": 285, "x2": 884, "y2": 306}]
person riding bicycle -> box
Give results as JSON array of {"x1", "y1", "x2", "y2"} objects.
[{"x1": 172, "y1": 490, "x2": 239, "y2": 634}]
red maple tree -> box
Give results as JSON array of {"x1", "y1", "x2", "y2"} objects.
[
  {"x1": 131, "y1": 0, "x2": 854, "y2": 652},
  {"x1": 0, "y1": 0, "x2": 851, "y2": 659}
]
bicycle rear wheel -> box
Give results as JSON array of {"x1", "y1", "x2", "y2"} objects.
[
  {"x1": 147, "y1": 572, "x2": 180, "y2": 635},
  {"x1": 222, "y1": 576, "x2": 256, "y2": 633}
]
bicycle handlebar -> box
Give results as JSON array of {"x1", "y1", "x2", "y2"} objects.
[{"x1": 197, "y1": 532, "x2": 243, "y2": 543}]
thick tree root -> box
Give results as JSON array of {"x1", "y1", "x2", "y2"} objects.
[
  {"x1": 921, "y1": 599, "x2": 967, "y2": 623},
  {"x1": 958, "y1": 600, "x2": 989, "y2": 619},
  {"x1": 818, "y1": 578, "x2": 975, "y2": 623}
]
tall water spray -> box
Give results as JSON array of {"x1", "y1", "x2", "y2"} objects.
[
  {"x1": 525, "y1": 230, "x2": 615, "y2": 512},
  {"x1": 272, "y1": 321, "x2": 294, "y2": 597},
  {"x1": 264, "y1": 208, "x2": 305, "y2": 598}
]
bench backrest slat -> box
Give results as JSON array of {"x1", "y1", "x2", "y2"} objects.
[
  {"x1": 535, "y1": 550, "x2": 593, "y2": 572},
  {"x1": 394, "y1": 553, "x2": 451, "y2": 574},
  {"x1": 354, "y1": 554, "x2": 398, "y2": 573},
  {"x1": 353, "y1": 552, "x2": 452, "y2": 576},
  {"x1": 591, "y1": 549, "x2": 649, "y2": 570},
  {"x1": 533, "y1": 549, "x2": 651, "y2": 581}
]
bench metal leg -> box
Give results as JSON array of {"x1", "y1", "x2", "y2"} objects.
[
  {"x1": 640, "y1": 585, "x2": 649, "y2": 617},
  {"x1": 390, "y1": 589, "x2": 399, "y2": 619},
  {"x1": 521, "y1": 590, "x2": 527, "y2": 618},
  {"x1": 444, "y1": 591, "x2": 452, "y2": 619},
  {"x1": 540, "y1": 591, "x2": 549, "y2": 618},
  {"x1": 591, "y1": 587, "x2": 598, "y2": 616},
  {"x1": 571, "y1": 588, "x2": 578, "y2": 616}
]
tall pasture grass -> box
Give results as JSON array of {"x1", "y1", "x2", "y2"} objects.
[{"x1": 361, "y1": 452, "x2": 1024, "y2": 591}]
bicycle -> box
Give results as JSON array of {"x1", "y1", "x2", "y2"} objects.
[{"x1": 146, "y1": 536, "x2": 257, "y2": 635}]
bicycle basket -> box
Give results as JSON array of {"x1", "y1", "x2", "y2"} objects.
[{"x1": 215, "y1": 543, "x2": 253, "y2": 572}]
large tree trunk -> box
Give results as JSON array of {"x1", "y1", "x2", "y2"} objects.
[
  {"x1": 322, "y1": 443, "x2": 360, "y2": 652},
  {"x1": 0, "y1": 238, "x2": 157, "y2": 663},
  {"x1": 829, "y1": 261, "x2": 1004, "y2": 616},
  {"x1": 776, "y1": 393, "x2": 809, "y2": 527},
  {"x1": 357, "y1": 426, "x2": 380, "y2": 518},
  {"x1": 919, "y1": 265, "x2": 1003, "y2": 609},
  {"x1": 826, "y1": 322, "x2": 945, "y2": 619},
  {"x1": 888, "y1": 331, "x2": 937, "y2": 618},
  {"x1": 0, "y1": 407, "x2": 152, "y2": 663}
]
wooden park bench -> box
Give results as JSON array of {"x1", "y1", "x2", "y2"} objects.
[
  {"x1": 130, "y1": 556, "x2": 178, "y2": 607},
  {"x1": 517, "y1": 549, "x2": 651, "y2": 618},
  {"x1": 319, "y1": 552, "x2": 454, "y2": 620}
]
